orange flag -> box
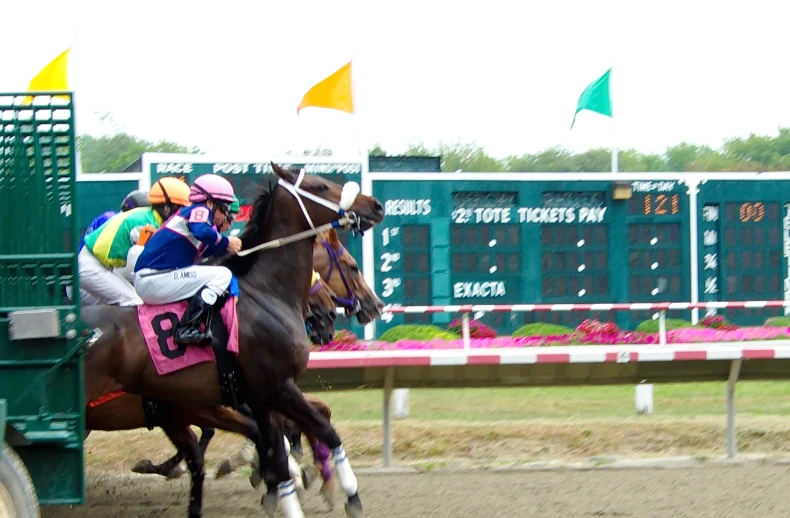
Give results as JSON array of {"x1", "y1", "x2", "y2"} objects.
[{"x1": 296, "y1": 61, "x2": 354, "y2": 115}]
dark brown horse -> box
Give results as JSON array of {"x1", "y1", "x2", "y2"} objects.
[
  {"x1": 216, "y1": 228, "x2": 382, "y2": 466},
  {"x1": 136, "y1": 230, "x2": 383, "y2": 509},
  {"x1": 81, "y1": 164, "x2": 384, "y2": 518}
]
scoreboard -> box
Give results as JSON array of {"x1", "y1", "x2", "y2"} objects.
[{"x1": 372, "y1": 175, "x2": 790, "y2": 336}]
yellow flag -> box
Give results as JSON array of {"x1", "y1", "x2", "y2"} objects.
[
  {"x1": 296, "y1": 61, "x2": 354, "y2": 115},
  {"x1": 23, "y1": 48, "x2": 71, "y2": 104}
]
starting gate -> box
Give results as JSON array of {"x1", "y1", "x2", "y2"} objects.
[{"x1": 0, "y1": 91, "x2": 88, "y2": 512}]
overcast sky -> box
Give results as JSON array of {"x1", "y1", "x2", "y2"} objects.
[{"x1": 4, "y1": 0, "x2": 788, "y2": 160}]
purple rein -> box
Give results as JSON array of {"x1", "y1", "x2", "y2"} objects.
[{"x1": 321, "y1": 240, "x2": 357, "y2": 310}]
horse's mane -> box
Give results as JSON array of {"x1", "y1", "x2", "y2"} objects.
[{"x1": 220, "y1": 173, "x2": 279, "y2": 276}]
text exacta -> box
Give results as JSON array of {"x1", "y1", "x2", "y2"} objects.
[{"x1": 453, "y1": 281, "x2": 506, "y2": 298}]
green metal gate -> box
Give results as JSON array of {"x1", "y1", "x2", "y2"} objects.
[{"x1": 0, "y1": 92, "x2": 86, "y2": 505}]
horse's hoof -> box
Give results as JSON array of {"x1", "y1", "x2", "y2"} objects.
[
  {"x1": 130, "y1": 459, "x2": 156, "y2": 474},
  {"x1": 321, "y1": 483, "x2": 335, "y2": 511},
  {"x1": 249, "y1": 469, "x2": 263, "y2": 489},
  {"x1": 215, "y1": 460, "x2": 233, "y2": 479},
  {"x1": 166, "y1": 464, "x2": 186, "y2": 480},
  {"x1": 261, "y1": 491, "x2": 278, "y2": 518},
  {"x1": 344, "y1": 493, "x2": 363, "y2": 518}
]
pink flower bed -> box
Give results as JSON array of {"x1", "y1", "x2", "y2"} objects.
[{"x1": 313, "y1": 325, "x2": 790, "y2": 352}]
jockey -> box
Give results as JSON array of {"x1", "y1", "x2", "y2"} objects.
[
  {"x1": 74, "y1": 189, "x2": 152, "y2": 305},
  {"x1": 78, "y1": 190, "x2": 150, "y2": 254},
  {"x1": 79, "y1": 177, "x2": 191, "y2": 306},
  {"x1": 133, "y1": 174, "x2": 243, "y2": 346}
]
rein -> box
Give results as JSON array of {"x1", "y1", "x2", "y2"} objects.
[{"x1": 320, "y1": 239, "x2": 360, "y2": 315}]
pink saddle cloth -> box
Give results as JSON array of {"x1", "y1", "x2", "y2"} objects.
[{"x1": 137, "y1": 297, "x2": 239, "y2": 376}]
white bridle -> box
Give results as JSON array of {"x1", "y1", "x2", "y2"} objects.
[
  {"x1": 277, "y1": 167, "x2": 360, "y2": 229},
  {"x1": 236, "y1": 169, "x2": 361, "y2": 257}
]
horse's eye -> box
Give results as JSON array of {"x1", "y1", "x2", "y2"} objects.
[
  {"x1": 316, "y1": 184, "x2": 329, "y2": 192},
  {"x1": 350, "y1": 265, "x2": 359, "y2": 273}
]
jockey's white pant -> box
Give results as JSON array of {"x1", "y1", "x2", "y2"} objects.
[
  {"x1": 134, "y1": 265, "x2": 233, "y2": 306},
  {"x1": 65, "y1": 286, "x2": 101, "y2": 306},
  {"x1": 78, "y1": 247, "x2": 142, "y2": 306}
]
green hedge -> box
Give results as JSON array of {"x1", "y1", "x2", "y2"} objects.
[
  {"x1": 635, "y1": 318, "x2": 694, "y2": 333},
  {"x1": 378, "y1": 324, "x2": 460, "y2": 342},
  {"x1": 765, "y1": 316, "x2": 790, "y2": 328},
  {"x1": 512, "y1": 323, "x2": 575, "y2": 337}
]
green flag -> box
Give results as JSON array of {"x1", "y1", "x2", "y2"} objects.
[{"x1": 570, "y1": 68, "x2": 612, "y2": 129}]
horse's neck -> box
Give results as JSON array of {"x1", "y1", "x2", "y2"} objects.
[{"x1": 241, "y1": 211, "x2": 312, "y2": 310}]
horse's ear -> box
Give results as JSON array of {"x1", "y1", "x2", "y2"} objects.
[
  {"x1": 270, "y1": 162, "x2": 296, "y2": 184},
  {"x1": 327, "y1": 228, "x2": 340, "y2": 245}
]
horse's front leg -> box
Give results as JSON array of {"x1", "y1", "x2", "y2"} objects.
[
  {"x1": 249, "y1": 406, "x2": 304, "y2": 518},
  {"x1": 161, "y1": 423, "x2": 205, "y2": 518},
  {"x1": 274, "y1": 379, "x2": 362, "y2": 518}
]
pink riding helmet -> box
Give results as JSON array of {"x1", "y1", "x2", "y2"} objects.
[{"x1": 189, "y1": 174, "x2": 236, "y2": 204}]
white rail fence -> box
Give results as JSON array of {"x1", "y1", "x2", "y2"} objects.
[{"x1": 307, "y1": 300, "x2": 790, "y2": 466}]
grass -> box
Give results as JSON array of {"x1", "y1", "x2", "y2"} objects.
[
  {"x1": 82, "y1": 381, "x2": 790, "y2": 472},
  {"x1": 309, "y1": 381, "x2": 790, "y2": 421}
]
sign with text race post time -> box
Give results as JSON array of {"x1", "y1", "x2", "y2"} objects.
[
  {"x1": 147, "y1": 155, "x2": 362, "y2": 235},
  {"x1": 147, "y1": 154, "x2": 365, "y2": 335}
]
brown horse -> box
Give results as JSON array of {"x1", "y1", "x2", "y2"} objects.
[
  {"x1": 305, "y1": 273, "x2": 339, "y2": 345},
  {"x1": 313, "y1": 228, "x2": 384, "y2": 325},
  {"x1": 81, "y1": 164, "x2": 384, "y2": 518},
  {"x1": 84, "y1": 269, "x2": 340, "y2": 482}
]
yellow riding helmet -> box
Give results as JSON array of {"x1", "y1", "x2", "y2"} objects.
[{"x1": 149, "y1": 177, "x2": 191, "y2": 207}]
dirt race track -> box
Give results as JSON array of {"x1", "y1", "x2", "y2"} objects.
[{"x1": 42, "y1": 464, "x2": 790, "y2": 518}]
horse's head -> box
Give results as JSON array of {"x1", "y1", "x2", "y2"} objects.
[
  {"x1": 271, "y1": 162, "x2": 385, "y2": 232},
  {"x1": 313, "y1": 229, "x2": 384, "y2": 325},
  {"x1": 306, "y1": 273, "x2": 337, "y2": 345}
]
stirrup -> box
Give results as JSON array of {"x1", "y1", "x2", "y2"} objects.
[{"x1": 173, "y1": 294, "x2": 216, "y2": 347}]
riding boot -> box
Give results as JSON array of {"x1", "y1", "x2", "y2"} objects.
[{"x1": 173, "y1": 289, "x2": 216, "y2": 347}]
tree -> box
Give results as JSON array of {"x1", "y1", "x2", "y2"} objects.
[
  {"x1": 403, "y1": 126, "x2": 790, "y2": 172},
  {"x1": 368, "y1": 143, "x2": 387, "y2": 156},
  {"x1": 78, "y1": 133, "x2": 200, "y2": 173}
]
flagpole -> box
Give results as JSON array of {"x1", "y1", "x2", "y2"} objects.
[
  {"x1": 352, "y1": 53, "x2": 376, "y2": 341},
  {"x1": 610, "y1": 66, "x2": 618, "y2": 174}
]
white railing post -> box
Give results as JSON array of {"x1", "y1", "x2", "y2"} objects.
[
  {"x1": 658, "y1": 310, "x2": 667, "y2": 346},
  {"x1": 382, "y1": 367, "x2": 394, "y2": 467},
  {"x1": 726, "y1": 359, "x2": 743, "y2": 458},
  {"x1": 462, "y1": 313, "x2": 471, "y2": 350}
]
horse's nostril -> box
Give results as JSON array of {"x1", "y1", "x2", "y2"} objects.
[{"x1": 373, "y1": 201, "x2": 384, "y2": 215}]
